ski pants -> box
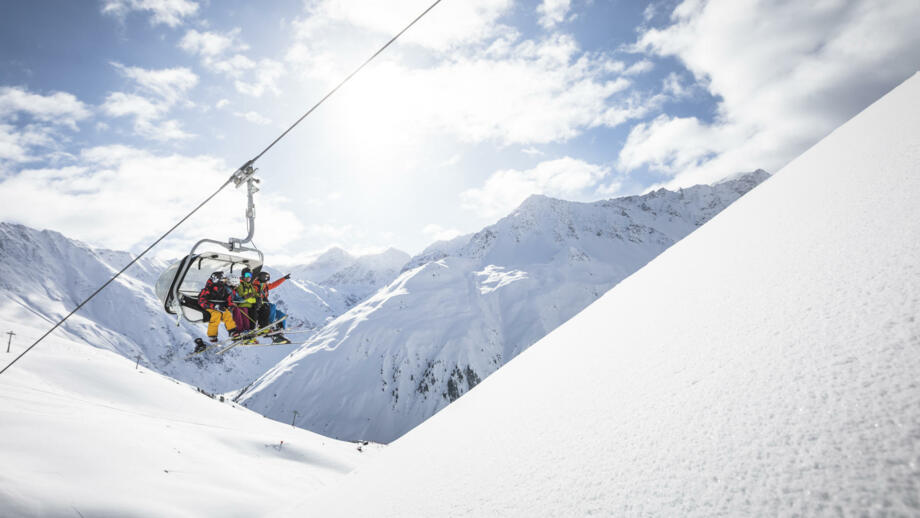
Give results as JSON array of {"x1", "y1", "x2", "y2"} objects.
[
  {"x1": 206, "y1": 309, "x2": 236, "y2": 337},
  {"x1": 232, "y1": 306, "x2": 252, "y2": 332},
  {"x1": 253, "y1": 303, "x2": 271, "y2": 328},
  {"x1": 268, "y1": 303, "x2": 286, "y2": 329}
]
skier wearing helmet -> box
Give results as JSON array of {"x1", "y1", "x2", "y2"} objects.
[
  {"x1": 196, "y1": 271, "x2": 240, "y2": 351},
  {"x1": 233, "y1": 267, "x2": 263, "y2": 342},
  {"x1": 254, "y1": 270, "x2": 292, "y2": 344}
]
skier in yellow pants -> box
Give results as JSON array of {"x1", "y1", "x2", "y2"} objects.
[{"x1": 196, "y1": 271, "x2": 240, "y2": 351}]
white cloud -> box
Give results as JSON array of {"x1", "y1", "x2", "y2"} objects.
[
  {"x1": 102, "y1": 0, "x2": 198, "y2": 27},
  {"x1": 211, "y1": 54, "x2": 257, "y2": 78},
  {"x1": 112, "y1": 63, "x2": 198, "y2": 105},
  {"x1": 234, "y1": 111, "x2": 271, "y2": 125},
  {"x1": 102, "y1": 64, "x2": 198, "y2": 140},
  {"x1": 460, "y1": 157, "x2": 611, "y2": 219},
  {"x1": 234, "y1": 59, "x2": 284, "y2": 97},
  {"x1": 0, "y1": 87, "x2": 90, "y2": 164},
  {"x1": 0, "y1": 86, "x2": 91, "y2": 129},
  {"x1": 215, "y1": 99, "x2": 230, "y2": 109},
  {"x1": 296, "y1": 0, "x2": 514, "y2": 52},
  {"x1": 301, "y1": 33, "x2": 641, "y2": 147},
  {"x1": 623, "y1": 59, "x2": 654, "y2": 76},
  {"x1": 619, "y1": 115, "x2": 731, "y2": 173},
  {"x1": 627, "y1": 0, "x2": 920, "y2": 186},
  {"x1": 522, "y1": 147, "x2": 544, "y2": 156},
  {"x1": 0, "y1": 145, "x2": 304, "y2": 252},
  {"x1": 178, "y1": 29, "x2": 284, "y2": 97},
  {"x1": 0, "y1": 123, "x2": 33, "y2": 163},
  {"x1": 422, "y1": 224, "x2": 463, "y2": 243},
  {"x1": 179, "y1": 29, "x2": 246, "y2": 58},
  {"x1": 101, "y1": 92, "x2": 160, "y2": 120},
  {"x1": 439, "y1": 154, "x2": 461, "y2": 167},
  {"x1": 661, "y1": 72, "x2": 691, "y2": 98},
  {"x1": 537, "y1": 0, "x2": 572, "y2": 29}
]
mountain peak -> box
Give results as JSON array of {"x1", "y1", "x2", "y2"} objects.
[{"x1": 315, "y1": 246, "x2": 354, "y2": 263}]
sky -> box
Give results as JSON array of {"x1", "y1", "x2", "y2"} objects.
[{"x1": 1, "y1": 0, "x2": 919, "y2": 264}]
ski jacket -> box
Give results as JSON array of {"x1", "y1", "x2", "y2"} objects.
[
  {"x1": 198, "y1": 280, "x2": 234, "y2": 310},
  {"x1": 254, "y1": 277, "x2": 288, "y2": 301},
  {"x1": 234, "y1": 281, "x2": 259, "y2": 308}
]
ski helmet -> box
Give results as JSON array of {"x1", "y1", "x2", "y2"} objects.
[
  {"x1": 258, "y1": 271, "x2": 270, "y2": 282},
  {"x1": 210, "y1": 271, "x2": 224, "y2": 283},
  {"x1": 241, "y1": 267, "x2": 252, "y2": 280}
]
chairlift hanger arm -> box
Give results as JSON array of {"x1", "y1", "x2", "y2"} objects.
[{"x1": 228, "y1": 167, "x2": 260, "y2": 250}]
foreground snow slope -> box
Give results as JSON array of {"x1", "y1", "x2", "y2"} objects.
[
  {"x1": 282, "y1": 73, "x2": 920, "y2": 516},
  {"x1": 0, "y1": 321, "x2": 376, "y2": 517},
  {"x1": 239, "y1": 172, "x2": 766, "y2": 443}
]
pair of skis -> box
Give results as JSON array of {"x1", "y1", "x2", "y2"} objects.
[{"x1": 185, "y1": 316, "x2": 289, "y2": 359}]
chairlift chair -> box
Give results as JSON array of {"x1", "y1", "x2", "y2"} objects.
[{"x1": 154, "y1": 165, "x2": 265, "y2": 324}]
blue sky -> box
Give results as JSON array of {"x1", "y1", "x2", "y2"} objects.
[{"x1": 1, "y1": 0, "x2": 919, "y2": 263}]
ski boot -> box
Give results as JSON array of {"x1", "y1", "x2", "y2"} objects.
[
  {"x1": 194, "y1": 338, "x2": 209, "y2": 353},
  {"x1": 272, "y1": 334, "x2": 292, "y2": 344}
]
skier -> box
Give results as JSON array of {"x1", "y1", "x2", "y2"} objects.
[
  {"x1": 254, "y1": 270, "x2": 292, "y2": 344},
  {"x1": 234, "y1": 268, "x2": 266, "y2": 343},
  {"x1": 196, "y1": 271, "x2": 240, "y2": 352}
]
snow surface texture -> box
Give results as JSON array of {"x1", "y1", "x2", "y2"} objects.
[
  {"x1": 239, "y1": 171, "x2": 768, "y2": 443},
  {"x1": 0, "y1": 224, "x2": 406, "y2": 393},
  {"x1": 279, "y1": 73, "x2": 920, "y2": 516},
  {"x1": 0, "y1": 320, "x2": 377, "y2": 517}
]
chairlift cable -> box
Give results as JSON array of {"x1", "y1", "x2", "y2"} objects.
[{"x1": 0, "y1": 0, "x2": 446, "y2": 377}]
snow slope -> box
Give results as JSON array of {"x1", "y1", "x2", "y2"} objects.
[
  {"x1": 0, "y1": 320, "x2": 377, "y2": 517},
  {"x1": 239, "y1": 171, "x2": 767, "y2": 443},
  {"x1": 279, "y1": 72, "x2": 920, "y2": 516}
]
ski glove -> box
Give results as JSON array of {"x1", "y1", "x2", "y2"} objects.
[
  {"x1": 283, "y1": 274, "x2": 291, "y2": 280},
  {"x1": 245, "y1": 297, "x2": 257, "y2": 304}
]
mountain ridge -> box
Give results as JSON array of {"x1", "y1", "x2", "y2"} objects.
[{"x1": 238, "y1": 170, "x2": 770, "y2": 442}]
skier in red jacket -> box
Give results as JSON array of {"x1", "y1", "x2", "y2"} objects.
[
  {"x1": 196, "y1": 271, "x2": 240, "y2": 351},
  {"x1": 254, "y1": 270, "x2": 291, "y2": 344}
]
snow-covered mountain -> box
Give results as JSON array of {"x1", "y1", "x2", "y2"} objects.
[
  {"x1": 237, "y1": 170, "x2": 769, "y2": 442},
  {"x1": 0, "y1": 223, "x2": 392, "y2": 394},
  {"x1": 279, "y1": 70, "x2": 920, "y2": 518},
  {"x1": 320, "y1": 248, "x2": 412, "y2": 307},
  {"x1": 285, "y1": 247, "x2": 411, "y2": 311},
  {"x1": 290, "y1": 246, "x2": 357, "y2": 284}
]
